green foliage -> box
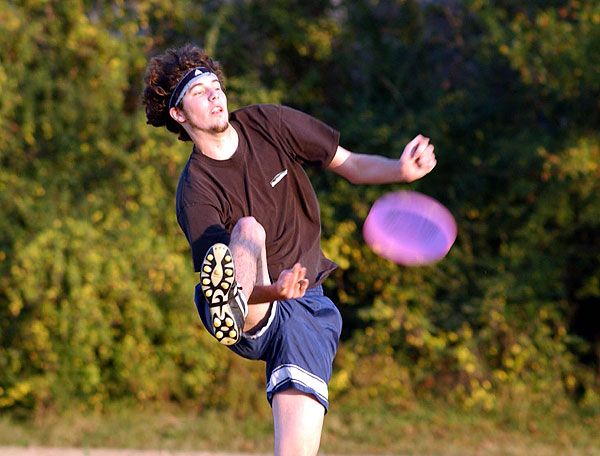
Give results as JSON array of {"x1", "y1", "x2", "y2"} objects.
[
  {"x1": 0, "y1": 0, "x2": 598, "y2": 418},
  {"x1": 321, "y1": 0, "x2": 600, "y2": 411}
]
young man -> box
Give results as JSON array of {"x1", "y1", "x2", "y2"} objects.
[{"x1": 142, "y1": 44, "x2": 436, "y2": 455}]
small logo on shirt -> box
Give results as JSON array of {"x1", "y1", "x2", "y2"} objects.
[{"x1": 270, "y1": 169, "x2": 288, "y2": 187}]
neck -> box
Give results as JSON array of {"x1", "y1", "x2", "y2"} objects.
[{"x1": 191, "y1": 124, "x2": 238, "y2": 160}]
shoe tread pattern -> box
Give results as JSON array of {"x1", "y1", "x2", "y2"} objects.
[{"x1": 200, "y1": 243, "x2": 244, "y2": 346}]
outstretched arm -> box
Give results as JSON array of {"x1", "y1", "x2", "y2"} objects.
[{"x1": 327, "y1": 134, "x2": 436, "y2": 184}]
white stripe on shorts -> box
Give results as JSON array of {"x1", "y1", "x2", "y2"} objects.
[{"x1": 266, "y1": 364, "x2": 328, "y2": 403}]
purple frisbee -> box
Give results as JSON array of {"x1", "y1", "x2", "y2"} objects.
[{"x1": 363, "y1": 190, "x2": 457, "y2": 266}]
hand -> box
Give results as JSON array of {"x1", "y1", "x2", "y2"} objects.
[
  {"x1": 275, "y1": 263, "x2": 309, "y2": 300},
  {"x1": 399, "y1": 134, "x2": 437, "y2": 183}
]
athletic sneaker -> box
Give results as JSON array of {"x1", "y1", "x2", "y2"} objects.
[{"x1": 200, "y1": 243, "x2": 247, "y2": 346}]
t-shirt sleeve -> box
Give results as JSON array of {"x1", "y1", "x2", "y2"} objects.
[
  {"x1": 276, "y1": 105, "x2": 340, "y2": 168},
  {"x1": 177, "y1": 202, "x2": 231, "y2": 272}
]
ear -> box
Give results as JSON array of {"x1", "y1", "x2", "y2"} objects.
[{"x1": 169, "y1": 106, "x2": 186, "y2": 124}]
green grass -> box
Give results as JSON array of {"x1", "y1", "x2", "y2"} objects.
[
  {"x1": 0, "y1": 399, "x2": 598, "y2": 455},
  {"x1": 322, "y1": 400, "x2": 600, "y2": 455}
]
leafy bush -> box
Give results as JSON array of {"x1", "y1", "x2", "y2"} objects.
[{"x1": 0, "y1": 0, "x2": 598, "y2": 416}]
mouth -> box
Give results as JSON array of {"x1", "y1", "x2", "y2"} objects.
[{"x1": 210, "y1": 106, "x2": 223, "y2": 114}]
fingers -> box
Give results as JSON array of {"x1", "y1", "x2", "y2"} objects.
[
  {"x1": 298, "y1": 278, "x2": 309, "y2": 291},
  {"x1": 407, "y1": 134, "x2": 427, "y2": 157},
  {"x1": 406, "y1": 134, "x2": 436, "y2": 174},
  {"x1": 417, "y1": 144, "x2": 436, "y2": 171},
  {"x1": 408, "y1": 135, "x2": 422, "y2": 158},
  {"x1": 278, "y1": 263, "x2": 309, "y2": 299}
]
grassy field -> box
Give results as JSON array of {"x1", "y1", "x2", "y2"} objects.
[{"x1": 1, "y1": 399, "x2": 598, "y2": 456}]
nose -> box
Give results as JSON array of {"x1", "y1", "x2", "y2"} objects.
[{"x1": 209, "y1": 89, "x2": 218, "y2": 101}]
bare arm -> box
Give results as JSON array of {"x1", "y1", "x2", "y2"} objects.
[{"x1": 327, "y1": 134, "x2": 437, "y2": 184}]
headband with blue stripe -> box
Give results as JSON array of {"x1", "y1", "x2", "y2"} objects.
[{"x1": 168, "y1": 66, "x2": 218, "y2": 109}]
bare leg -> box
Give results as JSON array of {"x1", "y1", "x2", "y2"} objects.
[
  {"x1": 229, "y1": 218, "x2": 325, "y2": 453},
  {"x1": 272, "y1": 389, "x2": 325, "y2": 456},
  {"x1": 228, "y1": 216, "x2": 271, "y2": 332}
]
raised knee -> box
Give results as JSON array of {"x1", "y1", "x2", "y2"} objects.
[{"x1": 233, "y1": 216, "x2": 266, "y2": 244}]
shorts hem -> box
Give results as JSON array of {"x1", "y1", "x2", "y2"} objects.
[
  {"x1": 266, "y1": 380, "x2": 329, "y2": 412},
  {"x1": 266, "y1": 364, "x2": 329, "y2": 411},
  {"x1": 244, "y1": 301, "x2": 278, "y2": 340}
]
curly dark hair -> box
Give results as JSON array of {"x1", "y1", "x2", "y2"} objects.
[{"x1": 142, "y1": 44, "x2": 225, "y2": 142}]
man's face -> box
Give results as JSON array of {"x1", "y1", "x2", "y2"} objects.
[{"x1": 178, "y1": 74, "x2": 229, "y2": 134}]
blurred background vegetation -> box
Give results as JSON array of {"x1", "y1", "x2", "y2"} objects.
[{"x1": 1, "y1": 0, "x2": 599, "y2": 433}]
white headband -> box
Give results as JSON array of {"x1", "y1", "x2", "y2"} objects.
[{"x1": 168, "y1": 67, "x2": 218, "y2": 109}]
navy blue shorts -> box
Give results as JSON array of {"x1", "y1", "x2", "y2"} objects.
[{"x1": 194, "y1": 284, "x2": 342, "y2": 411}]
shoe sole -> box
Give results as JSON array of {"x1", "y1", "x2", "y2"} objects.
[{"x1": 200, "y1": 243, "x2": 245, "y2": 345}]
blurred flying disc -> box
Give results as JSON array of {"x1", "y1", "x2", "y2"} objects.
[{"x1": 363, "y1": 190, "x2": 457, "y2": 266}]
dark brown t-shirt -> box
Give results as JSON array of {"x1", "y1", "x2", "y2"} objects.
[{"x1": 176, "y1": 104, "x2": 340, "y2": 287}]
